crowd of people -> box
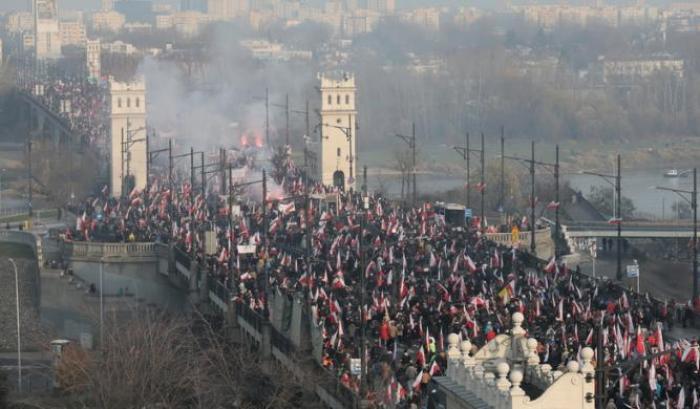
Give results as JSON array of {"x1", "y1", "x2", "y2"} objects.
[
  {"x1": 20, "y1": 72, "x2": 109, "y2": 147},
  {"x1": 62, "y1": 149, "x2": 700, "y2": 409}
]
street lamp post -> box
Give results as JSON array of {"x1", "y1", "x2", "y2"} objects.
[
  {"x1": 0, "y1": 168, "x2": 5, "y2": 216},
  {"x1": 396, "y1": 123, "x2": 417, "y2": 207},
  {"x1": 452, "y1": 133, "x2": 484, "y2": 227},
  {"x1": 8, "y1": 258, "x2": 22, "y2": 392},
  {"x1": 580, "y1": 153, "x2": 623, "y2": 280},
  {"x1": 655, "y1": 167, "x2": 698, "y2": 303}
]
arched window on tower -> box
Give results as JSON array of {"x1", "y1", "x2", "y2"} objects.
[
  {"x1": 328, "y1": 95, "x2": 332, "y2": 105},
  {"x1": 345, "y1": 94, "x2": 350, "y2": 104},
  {"x1": 337, "y1": 148, "x2": 341, "y2": 157},
  {"x1": 127, "y1": 98, "x2": 131, "y2": 108},
  {"x1": 117, "y1": 98, "x2": 122, "y2": 108},
  {"x1": 337, "y1": 94, "x2": 341, "y2": 104},
  {"x1": 135, "y1": 97, "x2": 140, "y2": 108}
]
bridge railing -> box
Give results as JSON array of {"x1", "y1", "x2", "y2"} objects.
[
  {"x1": 485, "y1": 227, "x2": 550, "y2": 247},
  {"x1": 236, "y1": 301, "x2": 264, "y2": 334},
  {"x1": 0, "y1": 230, "x2": 38, "y2": 255},
  {"x1": 174, "y1": 246, "x2": 192, "y2": 270},
  {"x1": 65, "y1": 241, "x2": 162, "y2": 259}
]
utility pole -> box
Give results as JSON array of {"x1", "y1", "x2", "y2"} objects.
[
  {"x1": 480, "y1": 132, "x2": 485, "y2": 228},
  {"x1": 220, "y1": 148, "x2": 226, "y2": 195},
  {"x1": 125, "y1": 120, "x2": 131, "y2": 196},
  {"x1": 363, "y1": 165, "x2": 368, "y2": 195},
  {"x1": 466, "y1": 133, "x2": 471, "y2": 209},
  {"x1": 146, "y1": 130, "x2": 150, "y2": 195},
  {"x1": 304, "y1": 100, "x2": 310, "y2": 171},
  {"x1": 453, "y1": 133, "x2": 485, "y2": 224},
  {"x1": 200, "y1": 152, "x2": 205, "y2": 197},
  {"x1": 168, "y1": 139, "x2": 173, "y2": 196},
  {"x1": 305, "y1": 99, "x2": 310, "y2": 144},
  {"x1": 530, "y1": 141, "x2": 536, "y2": 255},
  {"x1": 348, "y1": 114, "x2": 354, "y2": 186},
  {"x1": 265, "y1": 88, "x2": 270, "y2": 146},
  {"x1": 655, "y1": 167, "x2": 697, "y2": 302},
  {"x1": 554, "y1": 144, "x2": 560, "y2": 258},
  {"x1": 616, "y1": 154, "x2": 622, "y2": 281},
  {"x1": 359, "y1": 195, "x2": 368, "y2": 403},
  {"x1": 412, "y1": 122, "x2": 416, "y2": 206},
  {"x1": 285, "y1": 93, "x2": 290, "y2": 146},
  {"x1": 583, "y1": 155, "x2": 623, "y2": 279},
  {"x1": 262, "y1": 169, "x2": 268, "y2": 315},
  {"x1": 595, "y1": 323, "x2": 606, "y2": 409},
  {"x1": 190, "y1": 147, "x2": 195, "y2": 203},
  {"x1": 500, "y1": 127, "x2": 505, "y2": 214},
  {"x1": 27, "y1": 140, "x2": 32, "y2": 216},
  {"x1": 694, "y1": 167, "x2": 698, "y2": 305}
]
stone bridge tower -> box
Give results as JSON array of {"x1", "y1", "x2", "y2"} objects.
[
  {"x1": 319, "y1": 73, "x2": 357, "y2": 190},
  {"x1": 109, "y1": 78, "x2": 147, "y2": 197}
]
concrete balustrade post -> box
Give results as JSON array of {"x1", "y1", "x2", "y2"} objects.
[
  {"x1": 509, "y1": 370, "x2": 527, "y2": 409},
  {"x1": 447, "y1": 333, "x2": 461, "y2": 379},
  {"x1": 511, "y1": 312, "x2": 526, "y2": 337},
  {"x1": 566, "y1": 360, "x2": 580, "y2": 374},
  {"x1": 496, "y1": 362, "x2": 511, "y2": 392},
  {"x1": 581, "y1": 347, "x2": 595, "y2": 409},
  {"x1": 484, "y1": 372, "x2": 496, "y2": 402},
  {"x1": 526, "y1": 338, "x2": 540, "y2": 366},
  {"x1": 459, "y1": 339, "x2": 473, "y2": 384},
  {"x1": 473, "y1": 364, "x2": 485, "y2": 399},
  {"x1": 539, "y1": 364, "x2": 552, "y2": 386}
]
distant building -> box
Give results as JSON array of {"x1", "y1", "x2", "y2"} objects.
[
  {"x1": 173, "y1": 11, "x2": 209, "y2": 36},
  {"x1": 21, "y1": 33, "x2": 35, "y2": 54},
  {"x1": 5, "y1": 12, "x2": 34, "y2": 33},
  {"x1": 114, "y1": 0, "x2": 155, "y2": 23},
  {"x1": 207, "y1": 0, "x2": 235, "y2": 20},
  {"x1": 155, "y1": 13, "x2": 175, "y2": 29},
  {"x1": 511, "y1": 4, "x2": 661, "y2": 29},
  {"x1": 34, "y1": 0, "x2": 62, "y2": 59},
  {"x1": 102, "y1": 0, "x2": 114, "y2": 11},
  {"x1": 59, "y1": 20, "x2": 86, "y2": 46},
  {"x1": 86, "y1": 39, "x2": 101, "y2": 80},
  {"x1": 239, "y1": 39, "x2": 312, "y2": 60},
  {"x1": 103, "y1": 40, "x2": 138, "y2": 54},
  {"x1": 91, "y1": 10, "x2": 126, "y2": 32},
  {"x1": 109, "y1": 78, "x2": 147, "y2": 197},
  {"x1": 400, "y1": 7, "x2": 442, "y2": 30},
  {"x1": 181, "y1": 0, "x2": 207, "y2": 12},
  {"x1": 596, "y1": 56, "x2": 685, "y2": 83}
]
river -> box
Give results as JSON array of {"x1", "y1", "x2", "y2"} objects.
[{"x1": 367, "y1": 168, "x2": 693, "y2": 220}]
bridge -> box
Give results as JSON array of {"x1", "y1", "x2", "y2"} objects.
[
  {"x1": 16, "y1": 90, "x2": 84, "y2": 146},
  {"x1": 562, "y1": 221, "x2": 696, "y2": 239}
]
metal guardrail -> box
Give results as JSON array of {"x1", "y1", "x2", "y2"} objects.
[
  {"x1": 208, "y1": 276, "x2": 232, "y2": 306},
  {"x1": 174, "y1": 246, "x2": 191, "y2": 270},
  {"x1": 236, "y1": 302, "x2": 264, "y2": 334},
  {"x1": 270, "y1": 325, "x2": 294, "y2": 355}
]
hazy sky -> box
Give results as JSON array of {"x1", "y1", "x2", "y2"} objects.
[{"x1": 0, "y1": 0, "x2": 685, "y2": 14}]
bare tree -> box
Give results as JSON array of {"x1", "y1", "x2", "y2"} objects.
[{"x1": 52, "y1": 307, "x2": 325, "y2": 409}]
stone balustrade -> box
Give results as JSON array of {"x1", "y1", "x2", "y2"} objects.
[
  {"x1": 442, "y1": 312, "x2": 594, "y2": 409},
  {"x1": 64, "y1": 241, "x2": 163, "y2": 260},
  {"x1": 484, "y1": 228, "x2": 549, "y2": 247}
]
